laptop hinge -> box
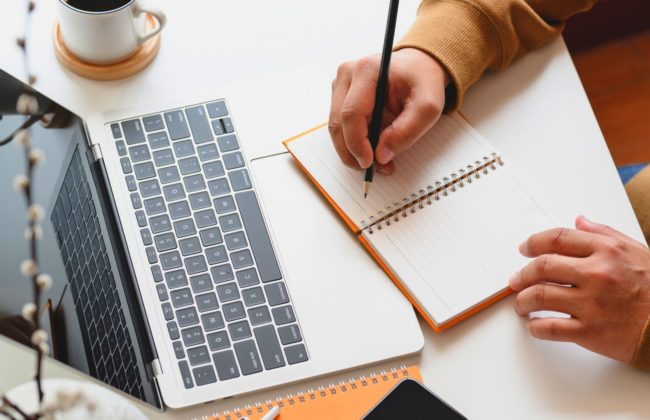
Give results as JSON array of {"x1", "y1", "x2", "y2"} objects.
[
  {"x1": 151, "y1": 358, "x2": 163, "y2": 377},
  {"x1": 91, "y1": 143, "x2": 103, "y2": 161}
]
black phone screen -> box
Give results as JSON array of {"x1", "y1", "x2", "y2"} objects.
[{"x1": 363, "y1": 379, "x2": 467, "y2": 420}]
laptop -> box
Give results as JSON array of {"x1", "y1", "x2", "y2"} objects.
[{"x1": 0, "y1": 68, "x2": 423, "y2": 409}]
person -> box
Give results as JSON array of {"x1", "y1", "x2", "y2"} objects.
[{"x1": 328, "y1": 0, "x2": 650, "y2": 369}]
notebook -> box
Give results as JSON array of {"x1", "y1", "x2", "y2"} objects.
[
  {"x1": 283, "y1": 113, "x2": 554, "y2": 331},
  {"x1": 206, "y1": 365, "x2": 422, "y2": 420}
]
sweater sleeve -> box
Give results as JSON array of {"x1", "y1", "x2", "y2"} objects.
[{"x1": 394, "y1": 0, "x2": 597, "y2": 110}]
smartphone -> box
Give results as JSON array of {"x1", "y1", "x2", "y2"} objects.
[{"x1": 363, "y1": 379, "x2": 467, "y2": 420}]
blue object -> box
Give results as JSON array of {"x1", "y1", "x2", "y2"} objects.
[{"x1": 618, "y1": 163, "x2": 648, "y2": 185}]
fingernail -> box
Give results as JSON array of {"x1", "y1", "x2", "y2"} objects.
[
  {"x1": 377, "y1": 165, "x2": 392, "y2": 175},
  {"x1": 518, "y1": 241, "x2": 527, "y2": 255},
  {"x1": 376, "y1": 148, "x2": 394, "y2": 165},
  {"x1": 509, "y1": 270, "x2": 520, "y2": 290},
  {"x1": 356, "y1": 156, "x2": 369, "y2": 169}
]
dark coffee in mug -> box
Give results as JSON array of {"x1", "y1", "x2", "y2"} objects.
[{"x1": 65, "y1": 0, "x2": 132, "y2": 13}]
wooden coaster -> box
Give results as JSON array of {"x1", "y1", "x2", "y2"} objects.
[{"x1": 53, "y1": 15, "x2": 161, "y2": 81}]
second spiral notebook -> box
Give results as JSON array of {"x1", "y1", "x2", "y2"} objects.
[{"x1": 284, "y1": 113, "x2": 554, "y2": 331}]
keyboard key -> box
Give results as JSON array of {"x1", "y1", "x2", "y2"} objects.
[
  {"x1": 272, "y1": 305, "x2": 295, "y2": 325},
  {"x1": 201, "y1": 311, "x2": 224, "y2": 332},
  {"x1": 200, "y1": 227, "x2": 223, "y2": 247},
  {"x1": 169, "y1": 200, "x2": 191, "y2": 220},
  {"x1": 151, "y1": 265, "x2": 163, "y2": 283},
  {"x1": 111, "y1": 123, "x2": 122, "y2": 139},
  {"x1": 203, "y1": 161, "x2": 225, "y2": 179},
  {"x1": 207, "y1": 331, "x2": 230, "y2": 351},
  {"x1": 219, "y1": 213, "x2": 242, "y2": 232},
  {"x1": 143, "y1": 114, "x2": 164, "y2": 132},
  {"x1": 165, "y1": 269, "x2": 188, "y2": 289},
  {"x1": 189, "y1": 191, "x2": 211, "y2": 210},
  {"x1": 129, "y1": 144, "x2": 151, "y2": 162},
  {"x1": 254, "y1": 325, "x2": 285, "y2": 370},
  {"x1": 120, "y1": 158, "x2": 133, "y2": 174},
  {"x1": 213, "y1": 195, "x2": 236, "y2": 214},
  {"x1": 160, "y1": 251, "x2": 182, "y2": 270},
  {"x1": 188, "y1": 346, "x2": 211, "y2": 368},
  {"x1": 205, "y1": 245, "x2": 228, "y2": 265},
  {"x1": 135, "y1": 210, "x2": 147, "y2": 227},
  {"x1": 156, "y1": 284, "x2": 169, "y2": 301},
  {"x1": 167, "y1": 321, "x2": 180, "y2": 340},
  {"x1": 207, "y1": 178, "x2": 230, "y2": 197},
  {"x1": 211, "y1": 263, "x2": 234, "y2": 283},
  {"x1": 217, "y1": 282, "x2": 240, "y2": 303},
  {"x1": 193, "y1": 365, "x2": 217, "y2": 386},
  {"x1": 234, "y1": 340, "x2": 263, "y2": 376},
  {"x1": 190, "y1": 273, "x2": 212, "y2": 293},
  {"x1": 173, "y1": 218, "x2": 197, "y2": 238},
  {"x1": 144, "y1": 196, "x2": 166, "y2": 215},
  {"x1": 183, "y1": 174, "x2": 206, "y2": 193},
  {"x1": 155, "y1": 231, "x2": 177, "y2": 252},
  {"x1": 172, "y1": 340, "x2": 184, "y2": 359},
  {"x1": 213, "y1": 350, "x2": 240, "y2": 381},
  {"x1": 178, "y1": 361, "x2": 194, "y2": 389},
  {"x1": 185, "y1": 255, "x2": 208, "y2": 274},
  {"x1": 197, "y1": 143, "x2": 219, "y2": 162},
  {"x1": 228, "y1": 320, "x2": 251, "y2": 341},
  {"x1": 179, "y1": 237, "x2": 201, "y2": 256},
  {"x1": 185, "y1": 105, "x2": 213, "y2": 144},
  {"x1": 125, "y1": 175, "x2": 137, "y2": 191},
  {"x1": 181, "y1": 326, "x2": 204, "y2": 347},
  {"x1": 194, "y1": 209, "x2": 217, "y2": 228},
  {"x1": 248, "y1": 305, "x2": 271, "y2": 326},
  {"x1": 152, "y1": 148, "x2": 174, "y2": 167},
  {"x1": 242, "y1": 287, "x2": 266, "y2": 307},
  {"x1": 166, "y1": 286, "x2": 191, "y2": 308},
  {"x1": 122, "y1": 119, "x2": 145, "y2": 145},
  {"x1": 211, "y1": 119, "x2": 224, "y2": 136},
  {"x1": 134, "y1": 162, "x2": 156, "y2": 180},
  {"x1": 139, "y1": 179, "x2": 161, "y2": 198},
  {"x1": 223, "y1": 152, "x2": 245, "y2": 170},
  {"x1": 225, "y1": 231, "x2": 248, "y2": 250},
  {"x1": 285, "y1": 344, "x2": 308, "y2": 365},
  {"x1": 176, "y1": 307, "x2": 199, "y2": 327},
  {"x1": 221, "y1": 117, "x2": 234, "y2": 133},
  {"x1": 228, "y1": 169, "x2": 253, "y2": 191},
  {"x1": 149, "y1": 214, "x2": 172, "y2": 233},
  {"x1": 173, "y1": 140, "x2": 195, "y2": 158},
  {"x1": 265, "y1": 282, "x2": 289, "y2": 306},
  {"x1": 236, "y1": 191, "x2": 282, "y2": 282},
  {"x1": 163, "y1": 183, "x2": 186, "y2": 202},
  {"x1": 164, "y1": 110, "x2": 190, "y2": 140},
  {"x1": 278, "y1": 324, "x2": 302, "y2": 345},
  {"x1": 222, "y1": 301, "x2": 245, "y2": 322},
  {"x1": 231, "y1": 249, "x2": 254, "y2": 269},
  {"x1": 148, "y1": 131, "x2": 170, "y2": 149},
  {"x1": 145, "y1": 246, "x2": 158, "y2": 264},
  {"x1": 116, "y1": 140, "x2": 127, "y2": 156},
  {"x1": 179, "y1": 157, "x2": 201, "y2": 175},
  {"x1": 236, "y1": 268, "x2": 259, "y2": 288},
  {"x1": 196, "y1": 292, "x2": 219, "y2": 312},
  {"x1": 162, "y1": 302, "x2": 174, "y2": 320},
  {"x1": 217, "y1": 134, "x2": 239, "y2": 152},
  {"x1": 206, "y1": 100, "x2": 228, "y2": 118},
  {"x1": 158, "y1": 166, "x2": 180, "y2": 184}
]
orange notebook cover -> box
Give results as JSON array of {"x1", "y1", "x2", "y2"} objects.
[
  {"x1": 282, "y1": 115, "x2": 554, "y2": 332},
  {"x1": 208, "y1": 365, "x2": 422, "y2": 420}
]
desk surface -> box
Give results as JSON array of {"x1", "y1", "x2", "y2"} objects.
[{"x1": 1, "y1": 1, "x2": 649, "y2": 419}]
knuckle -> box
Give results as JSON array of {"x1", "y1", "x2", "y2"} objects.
[
  {"x1": 336, "y1": 61, "x2": 353, "y2": 78},
  {"x1": 327, "y1": 119, "x2": 341, "y2": 137},
  {"x1": 339, "y1": 106, "x2": 360, "y2": 124},
  {"x1": 604, "y1": 238, "x2": 627, "y2": 256},
  {"x1": 355, "y1": 56, "x2": 377, "y2": 72},
  {"x1": 534, "y1": 284, "x2": 547, "y2": 308},
  {"x1": 551, "y1": 228, "x2": 570, "y2": 248},
  {"x1": 418, "y1": 99, "x2": 441, "y2": 118},
  {"x1": 533, "y1": 255, "x2": 551, "y2": 277}
]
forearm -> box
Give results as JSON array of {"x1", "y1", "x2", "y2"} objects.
[{"x1": 395, "y1": 0, "x2": 597, "y2": 110}]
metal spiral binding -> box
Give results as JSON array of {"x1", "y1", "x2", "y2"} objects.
[{"x1": 360, "y1": 153, "x2": 504, "y2": 234}]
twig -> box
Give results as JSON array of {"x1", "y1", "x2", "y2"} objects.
[
  {"x1": 0, "y1": 115, "x2": 39, "y2": 147},
  {"x1": 2, "y1": 397, "x2": 31, "y2": 420}
]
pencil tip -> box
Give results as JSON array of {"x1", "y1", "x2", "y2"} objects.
[
  {"x1": 364, "y1": 193, "x2": 367, "y2": 199},
  {"x1": 363, "y1": 181, "x2": 370, "y2": 198}
]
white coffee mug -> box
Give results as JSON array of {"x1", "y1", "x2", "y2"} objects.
[{"x1": 57, "y1": 0, "x2": 167, "y2": 64}]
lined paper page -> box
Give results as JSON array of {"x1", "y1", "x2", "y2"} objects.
[
  {"x1": 287, "y1": 114, "x2": 494, "y2": 227},
  {"x1": 365, "y1": 165, "x2": 554, "y2": 325}
]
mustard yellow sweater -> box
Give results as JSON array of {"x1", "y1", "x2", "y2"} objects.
[{"x1": 396, "y1": 0, "x2": 650, "y2": 369}]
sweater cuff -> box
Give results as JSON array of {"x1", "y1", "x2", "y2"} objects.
[
  {"x1": 394, "y1": 0, "x2": 500, "y2": 112},
  {"x1": 633, "y1": 315, "x2": 650, "y2": 370}
]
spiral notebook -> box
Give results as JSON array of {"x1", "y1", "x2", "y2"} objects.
[
  {"x1": 284, "y1": 113, "x2": 554, "y2": 331},
  {"x1": 207, "y1": 365, "x2": 422, "y2": 420}
]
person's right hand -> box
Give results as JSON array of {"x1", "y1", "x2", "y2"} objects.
[{"x1": 328, "y1": 48, "x2": 449, "y2": 174}]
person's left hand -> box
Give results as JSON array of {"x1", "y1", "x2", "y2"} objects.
[{"x1": 509, "y1": 215, "x2": 650, "y2": 363}]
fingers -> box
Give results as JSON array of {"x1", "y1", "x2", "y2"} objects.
[
  {"x1": 519, "y1": 228, "x2": 601, "y2": 258},
  {"x1": 527, "y1": 317, "x2": 584, "y2": 342},
  {"x1": 575, "y1": 215, "x2": 637, "y2": 244},
  {"x1": 329, "y1": 65, "x2": 358, "y2": 169},
  {"x1": 514, "y1": 283, "x2": 581, "y2": 315},
  {"x1": 509, "y1": 254, "x2": 582, "y2": 291}
]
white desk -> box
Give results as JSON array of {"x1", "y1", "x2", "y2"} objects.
[{"x1": 1, "y1": 1, "x2": 649, "y2": 418}]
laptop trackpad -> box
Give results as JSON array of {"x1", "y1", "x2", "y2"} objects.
[{"x1": 250, "y1": 153, "x2": 422, "y2": 369}]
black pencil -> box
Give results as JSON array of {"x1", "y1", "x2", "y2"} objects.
[{"x1": 364, "y1": 0, "x2": 400, "y2": 198}]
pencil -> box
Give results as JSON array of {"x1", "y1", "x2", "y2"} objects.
[{"x1": 364, "y1": 0, "x2": 400, "y2": 198}]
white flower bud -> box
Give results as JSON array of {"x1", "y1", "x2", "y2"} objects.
[
  {"x1": 39, "y1": 341, "x2": 50, "y2": 354},
  {"x1": 36, "y1": 273, "x2": 52, "y2": 290},
  {"x1": 28, "y1": 148, "x2": 45, "y2": 165},
  {"x1": 27, "y1": 204, "x2": 44, "y2": 222},
  {"x1": 13, "y1": 174, "x2": 29, "y2": 192},
  {"x1": 14, "y1": 129, "x2": 30, "y2": 148},
  {"x1": 22, "y1": 303, "x2": 36, "y2": 320},
  {"x1": 16, "y1": 93, "x2": 38, "y2": 115},
  {"x1": 31, "y1": 329, "x2": 47, "y2": 345},
  {"x1": 20, "y1": 259, "x2": 38, "y2": 277},
  {"x1": 86, "y1": 400, "x2": 97, "y2": 412}
]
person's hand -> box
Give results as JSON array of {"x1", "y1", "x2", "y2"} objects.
[
  {"x1": 509, "y1": 215, "x2": 650, "y2": 363},
  {"x1": 328, "y1": 48, "x2": 449, "y2": 175}
]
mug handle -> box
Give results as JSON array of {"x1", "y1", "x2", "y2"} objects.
[{"x1": 133, "y1": 2, "x2": 167, "y2": 45}]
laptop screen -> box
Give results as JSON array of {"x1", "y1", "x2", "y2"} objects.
[{"x1": 0, "y1": 69, "x2": 161, "y2": 409}]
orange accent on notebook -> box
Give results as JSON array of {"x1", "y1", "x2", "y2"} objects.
[{"x1": 208, "y1": 365, "x2": 421, "y2": 420}]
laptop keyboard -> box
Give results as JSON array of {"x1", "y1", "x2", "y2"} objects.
[
  {"x1": 51, "y1": 148, "x2": 144, "y2": 399},
  {"x1": 109, "y1": 100, "x2": 308, "y2": 388}
]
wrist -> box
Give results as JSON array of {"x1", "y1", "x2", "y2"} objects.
[{"x1": 400, "y1": 47, "x2": 451, "y2": 87}]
